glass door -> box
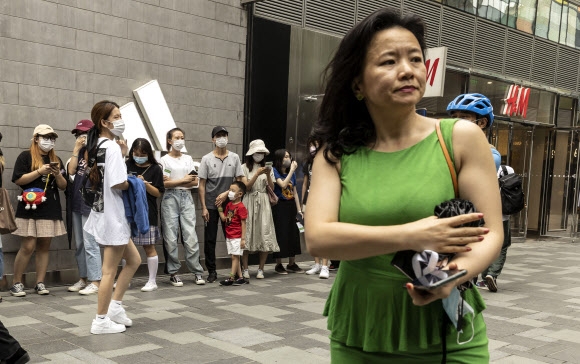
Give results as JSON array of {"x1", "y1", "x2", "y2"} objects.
[
  {"x1": 544, "y1": 130, "x2": 579, "y2": 237},
  {"x1": 491, "y1": 120, "x2": 534, "y2": 240}
]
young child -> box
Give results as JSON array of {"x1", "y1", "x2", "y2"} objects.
[{"x1": 218, "y1": 181, "x2": 248, "y2": 286}]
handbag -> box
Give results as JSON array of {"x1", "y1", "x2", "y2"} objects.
[
  {"x1": 266, "y1": 185, "x2": 278, "y2": 206},
  {"x1": 0, "y1": 187, "x2": 17, "y2": 234}
]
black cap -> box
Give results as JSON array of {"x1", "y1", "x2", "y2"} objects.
[{"x1": 211, "y1": 126, "x2": 228, "y2": 138}]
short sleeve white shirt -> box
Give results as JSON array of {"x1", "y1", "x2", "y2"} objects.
[
  {"x1": 84, "y1": 138, "x2": 131, "y2": 246},
  {"x1": 160, "y1": 154, "x2": 196, "y2": 190}
]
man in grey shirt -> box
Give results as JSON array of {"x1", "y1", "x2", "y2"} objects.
[{"x1": 198, "y1": 126, "x2": 244, "y2": 283}]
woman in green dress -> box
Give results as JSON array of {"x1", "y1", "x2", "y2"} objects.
[{"x1": 305, "y1": 7, "x2": 504, "y2": 364}]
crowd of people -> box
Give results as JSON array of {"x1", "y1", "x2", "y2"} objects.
[{"x1": 0, "y1": 101, "x2": 320, "y2": 336}]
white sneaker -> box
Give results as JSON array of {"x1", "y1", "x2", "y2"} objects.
[
  {"x1": 306, "y1": 264, "x2": 321, "y2": 275},
  {"x1": 319, "y1": 266, "x2": 330, "y2": 279},
  {"x1": 90, "y1": 316, "x2": 126, "y2": 335},
  {"x1": 68, "y1": 280, "x2": 87, "y2": 292},
  {"x1": 194, "y1": 275, "x2": 206, "y2": 285},
  {"x1": 141, "y1": 281, "x2": 157, "y2": 292},
  {"x1": 256, "y1": 269, "x2": 264, "y2": 279},
  {"x1": 242, "y1": 269, "x2": 250, "y2": 279},
  {"x1": 107, "y1": 304, "x2": 132, "y2": 327},
  {"x1": 79, "y1": 283, "x2": 99, "y2": 295}
]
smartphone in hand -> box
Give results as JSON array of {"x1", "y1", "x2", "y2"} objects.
[
  {"x1": 411, "y1": 269, "x2": 467, "y2": 290},
  {"x1": 49, "y1": 162, "x2": 59, "y2": 168},
  {"x1": 189, "y1": 169, "x2": 198, "y2": 175}
]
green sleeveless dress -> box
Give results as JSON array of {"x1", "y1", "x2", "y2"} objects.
[{"x1": 324, "y1": 119, "x2": 489, "y2": 363}]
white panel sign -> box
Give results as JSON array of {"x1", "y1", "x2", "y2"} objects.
[
  {"x1": 133, "y1": 80, "x2": 186, "y2": 152},
  {"x1": 120, "y1": 102, "x2": 154, "y2": 151},
  {"x1": 423, "y1": 47, "x2": 448, "y2": 98}
]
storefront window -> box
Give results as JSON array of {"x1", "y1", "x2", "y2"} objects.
[
  {"x1": 416, "y1": 71, "x2": 468, "y2": 116},
  {"x1": 468, "y1": 75, "x2": 556, "y2": 124},
  {"x1": 557, "y1": 97, "x2": 575, "y2": 126},
  {"x1": 478, "y1": 0, "x2": 509, "y2": 23}
]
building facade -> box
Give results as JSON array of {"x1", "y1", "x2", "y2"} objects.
[
  {"x1": 246, "y1": 0, "x2": 580, "y2": 241},
  {"x1": 0, "y1": 0, "x2": 247, "y2": 285}
]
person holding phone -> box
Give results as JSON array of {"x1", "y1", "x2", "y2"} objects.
[
  {"x1": 66, "y1": 119, "x2": 102, "y2": 296},
  {"x1": 10, "y1": 125, "x2": 67, "y2": 297},
  {"x1": 160, "y1": 128, "x2": 205, "y2": 287},
  {"x1": 240, "y1": 140, "x2": 279, "y2": 280},
  {"x1": 271, "y1": 149, "x2": 304, "y2": 274},
  {"x1": 126, "y1": 138, "x2": 165, "y2": 292},
  {"x1": 305, "y1": 8, "x2": 503, "y2": 361}
]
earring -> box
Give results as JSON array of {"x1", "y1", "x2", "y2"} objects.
[{"x1": 355, "y1": 94, "x2": 364, "y2": 101}]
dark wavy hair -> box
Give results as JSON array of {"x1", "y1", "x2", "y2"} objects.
[
  {"x1": 86, "y1": 100, "x2": 119, "y2": 188},
  {"x1": 308, "y1": 8, "x2": 426, "y2": 164},
  {"x1": 127, "y1": 138, "x2": 158, "y2": 167}
]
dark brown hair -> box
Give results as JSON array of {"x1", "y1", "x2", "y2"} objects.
[
  {"x1": 308, "y1": 8, "x2": 426, "y2": 164},
  {"x1": 87, "y1": 100, "x2": 119, "y2": 187}
]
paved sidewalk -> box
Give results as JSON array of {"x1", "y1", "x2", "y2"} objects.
[{"x1": 1, "y1": 240, "x2": 579, "y2": 363}]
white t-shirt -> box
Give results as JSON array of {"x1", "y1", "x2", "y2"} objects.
[
  {"x1": 84, "y1": 138, "x2": 131, "y2": 246},
  {"x1": 498, "y1": 165, "x2": 515, "y2": 221},
  {"x1": 160, "y1": 154, "x2": 196, "y2": 190}
]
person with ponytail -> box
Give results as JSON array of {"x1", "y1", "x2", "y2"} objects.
[
  {"x1": 10, "y1": 125, "x2": 67, "y2": 297},
  {"x1": 160, "y1": 128, "x2": 206, "y2": 287},
  {"x1": 83, "y1": 100, "x2": 140, "y2": 335}
]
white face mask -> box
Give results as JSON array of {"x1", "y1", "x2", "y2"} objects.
[
  {"x1": 253, "y1": 154, "x2": 264, "y2": 163},
  {"x1": 172, "y1": 139, "x2": 185, "y2": 151},
  {"x1": 310, "y1": 146, "x2": 317, "y2": 155},
  {"x1": 228, "y1": 191, "x2": 236, "y2": 200},
  {"x1": 109, "y1": 119, "x2": 125, "y2": 137},
  {"x1": 283, "y1": 160, "x2": 291, "y2": 168},
  {"x1": 38, "y1": 139, "x2": 55, "y2": 152},
  {"x1": 216, "y1": 137, "x2": 228, "y2": 148}
]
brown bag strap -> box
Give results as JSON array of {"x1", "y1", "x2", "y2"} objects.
[{"x1": 436, "y1": 120, "x2": 458, "y2": 198}]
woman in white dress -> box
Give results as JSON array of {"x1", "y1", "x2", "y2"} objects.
[{"x1": 83, "y1": 100, "x2": 141, "y2": 335}]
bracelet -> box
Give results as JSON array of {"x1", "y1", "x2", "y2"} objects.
[
  {"x1": 36, "y1": 169, "x2": 42, "y2": 176},
  {"x1": 72, "y1": 155, "x2": 78, "y2": 158},
  {"x1": 218, "y1": 207, "x2": 223, "y2": 212}
]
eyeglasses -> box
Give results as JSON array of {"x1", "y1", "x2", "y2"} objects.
[{"x1": 39, "y1": 136, "x2": 56, "y2": 142}]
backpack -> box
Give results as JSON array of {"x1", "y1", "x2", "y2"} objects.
[
  {"x1": 498, "y1": 165, "x2": 525, "y2": 215},
  {"x1": 80, "y1": 140, "x2": 107, "y2": 208}
]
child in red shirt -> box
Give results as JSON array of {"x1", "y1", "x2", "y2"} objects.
[{"x1": 218, "y1": 181, "x2": 248, "y2": 286}]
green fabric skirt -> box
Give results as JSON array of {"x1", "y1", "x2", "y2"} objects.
[{"x1": 324, "y1": 258, "x2": 489, "y2": 363}]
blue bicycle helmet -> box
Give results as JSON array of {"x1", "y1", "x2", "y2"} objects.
[{"x1": 446, "y1": 93, "x2": 494, "y2": 127}]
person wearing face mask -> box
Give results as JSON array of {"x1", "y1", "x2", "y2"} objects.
[
  {"x1": 198, "y1": 126, "x2": 244, "y2": 283},
  {"x1": 126, "y1": 138, "x2": 165, "y2": 292},
  {"x1": 239, "y1": 140, "x2": 279, "y2": 280},
  {"x1": 83, "y1": 100, "x2": 141, "y2": 335},
  {"x1": 302, "y1": 144, "x2": 330, "y2": 279},
  {"x1": 160, "y1": 128, "x2": 205, "y2": 287},
  {"x1": 10, "y1": 125, "x2": 67, "y2": 297},
  {"x1": 271, "y1": 149, "x2": 304, "y2": 274},
  {"x1": 65, "y1": 119, "x2": 103, "y2": 296}
]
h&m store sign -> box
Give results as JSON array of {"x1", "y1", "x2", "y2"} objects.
[{"x1": 500, "y1": 84, "x2": 531, "y2": 118}]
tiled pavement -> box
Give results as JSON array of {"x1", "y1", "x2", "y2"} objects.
[{"x1": 1, "y1": 240, "x2": 580, "y2": 363}]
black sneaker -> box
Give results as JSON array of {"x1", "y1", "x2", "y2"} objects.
[
  {"x1": 170, "y1": 275, "x2": 183, "y2": 287},
  {"x1": 219, "y1": 277, "x2": 235, "y2": 286},
  {"x1": 5, "y1": 347, "x2": 30, "y2": 364},
  {"x1": 207, "y1": 272, "x2": 218, "y2": 283},
  {"x1": 10, "y1": 283, "x2": 26, "y2": 297},
  {"x1": 286, "y1": 263, "x2": 304, "y2": 273},
  {"x1": 35, "y1": 282, "x2": 49, "y2": 295},
  {"x1": 233, "y1": 278, "x2": 247, "y2": 286},
  {"x1": 485, "y1": 275, "x2": 498, "y2": 292},
  {"x1": 275, "y1": 264, "x2": 288, "y2": 275}
]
